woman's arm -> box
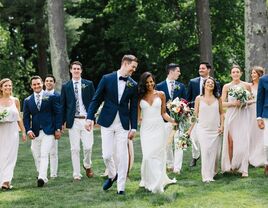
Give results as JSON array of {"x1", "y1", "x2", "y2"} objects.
[
  {"x1": 218, "y1": 97, "x2": 224, "y2": 134},
  {"x1": 187, "y1": 96, "x2": 200, "y2": 135},
  {"x1": 159, "y1": 91, "x2": 175, "y2": 123},
  {"x1": 15, "y1": 98, "x2": 26, "y2": 142}
]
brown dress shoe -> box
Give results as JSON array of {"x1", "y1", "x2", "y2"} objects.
[
  {"x1": 264, "y1": 165, "x2": 268, "y2": 176},
  {"x1": 83, "y1": 166, "x2": 94, "y2": 177}
]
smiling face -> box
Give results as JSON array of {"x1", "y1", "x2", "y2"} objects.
[
  {"x1": 70, "y1": 64, "x2": 82, "y2": 80},
  {"x1": 251, "y1": 69, "x2": 260, "y2": 82},
  {"x1": 231, "y1": 67, "x2": 242, "y2": 81},
  {"x1": 169, "y1": 67, "x2": 181, "y2": 80},
  {"x1": 0, "y1": 80, "x2": 12, "y2": 96},
  {"x1": 45, "y1": 77, "x2": 55, "y2": 91},
  {"x1": 31, "y1": 78, "x2": 43, "y2": 93},
  {"x1": 146, "y1": 76, "x2": 155, "y2": 92},
  {"x1": 121, "y1": 60, "x2": 138, "y2": 77},
  {"x1": 199, "y1": 64, "x2": 210, "y2": 78},
  {"x1": 204, "y1": 78, "x2": 215, "y2": 92}
]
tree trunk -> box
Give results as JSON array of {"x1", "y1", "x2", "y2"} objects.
[
  {"x1": 245, "y1": 0, "x2": 268, "y2": 81},
  {"x1": 47, "y1": 0, "x2": 69, "y2": 91},
  {"x1": 35, "y1": 0, "x2": 48, "y2": 79},
  {"x1": 195, "y1": 0, "x2": 213, "y2": 76}
]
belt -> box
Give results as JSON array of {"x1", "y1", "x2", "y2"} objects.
[{"x1": 74, "y1": 116, "x2": 86, "y2": 119}]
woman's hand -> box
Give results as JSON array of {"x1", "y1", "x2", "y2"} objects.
[
  {"x1": 232, "y1": 100, "x2": 241, "y2": 107},
  {"x1": 218, "y1": 125, "x2": 224, "y2": 134}
]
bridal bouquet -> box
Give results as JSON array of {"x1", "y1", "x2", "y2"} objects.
[
  {"x1": 228, "y1": 86, "x2": 251, "y2": 104},
  {"x1": 0, "y1": 109, "x2": 8, "y2": 122},
  {"x1": 174, "y1": 132, "x2": 192, "y2": 151},
  {"x1": 167, "y1": 97, "x2": 194, "y2": 129}
]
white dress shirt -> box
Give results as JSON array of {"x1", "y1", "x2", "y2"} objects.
[
  {"x1": 45, "y1": 89, "x2": 55, "y2": 95},
  {"x1": 166, "y1": 78, "x2": 175, "y2": 98},
  {"x1": 72, "y1": 79, "x2": 87, "y2": 116},
  {"x1": 199, "y1": 77, "x2": 206, "y2": 95},
  {"x1": 34, "y1": 90, "x2": 44, "y2": 107}
]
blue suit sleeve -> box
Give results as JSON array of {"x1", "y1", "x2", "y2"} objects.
[
  {"x1": 257, "y1": 78, "x2": 264, "y2": 118},
  {"x1": 130, "y1": 85, "x2": 138, "y2": 130},
  {"x1": 23, "y1": 99, "x2": 31, "y2": 132},
  {"x1": 180, "y1": 84, "x2": 187, "y2": 99},
  {"x1": 187, "y1": 81, "x2": 192, "y2": 102},
  {"x1": 52, "y1": 94, "x2": 62, "y2": 130},
  {"x1": 60, "y1": 85, "x2": 67, "y2": 125}
]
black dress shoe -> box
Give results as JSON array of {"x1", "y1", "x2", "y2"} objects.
[
  {"x1": 103, "y1": 174, "x2": 117, "y2": 191},
  {"x1": 189, "y1": 157, "x2": 199, "y2": 167},
  {"x1": 37, "y1": 179, "x2": 45, "y2": 187},
  {"x1": 117, "y1": 191, "x2": 125, "y2": 195}
]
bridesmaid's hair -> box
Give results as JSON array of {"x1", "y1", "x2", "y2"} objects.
[
  {"x1": 201, "y1": 76, "x2": 220, "y2": 98},
  {"x1": 230, "y1": 64, "x2": 243, "y2": 73},
  {"x1": 138, "y1": 72, "x2": 155, "y2": 99},
  {"x1": 251, "y1": 66, "x2": 265, "y2": 82},
  {"x1": 0, "y1": 78, "x2": 12, "y2": 97}
]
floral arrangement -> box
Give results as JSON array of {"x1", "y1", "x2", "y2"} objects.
[
  {"x1": 174, "y1": 84, "x2": 180, "y2": 91},
  {"x1": 82, "y1": 84, "x2": 87, "y2": 89},
  {"x1": 228, "y1": 86, "x2": 251, "y2": 104},
  {"x1": 126, "y1": 80, "x2": 134, "y2": 88},
  {"x1": 174, "y1": 132, "x2": 192, "y2": 151},
  {"x1": 0, "y1": 109, "x2": 8, "y2": 122}
]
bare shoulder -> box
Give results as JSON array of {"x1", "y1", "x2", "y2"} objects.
[
  {"x1": 156, "y1": 90, "x2": 165, "y2": 97},
  {"x1": 242, "y1": 81, "x2": 251, "y2": 90}
]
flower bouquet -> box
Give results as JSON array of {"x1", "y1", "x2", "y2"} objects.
[
  {"x1": 228, "y1": 86, "x2": 251, "y2": 104},
  {"x1": 174, "y1": 132, "x2": 192, "y2": 151},
  {"x1": 0, "y1": 109, "x2": 8, "y2": 122},
  {"x1": 167, "y1": 98, "x2": 195, "y2": 150}
]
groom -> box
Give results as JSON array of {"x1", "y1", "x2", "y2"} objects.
[
  {"x1": 86, "y1": 54, "x2": 138, "y2": 195},
  {"x1": 257, "y1": 73, "x2": 268, "y2": 175}
]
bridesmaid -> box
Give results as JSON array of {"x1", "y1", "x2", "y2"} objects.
[
  {"x1": 221, "y1": 65, "x2": 252, "y2": 177},
  {"x1": 249, "y1": 66, "x2": 265, "y2": 167},
  {"x1": 189, "y1": 77, "x2": 224, "y2": 182},
  {"x1": 0, "y1": 78, "x2": 26, "y2": 190}
]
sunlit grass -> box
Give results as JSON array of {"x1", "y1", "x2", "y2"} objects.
[{"x1": 0, "y1": 129, "x2": 268, "y2": 208}]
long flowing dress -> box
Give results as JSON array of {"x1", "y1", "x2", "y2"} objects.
[
  {"x1": 139, "y1": 97, "x2": 176, "y2": 193},
  {"x1": 196, "y1": 98, "x2": 221, "y2": 182},
  {"x1": 0, "y1": 99, "x2": 20, "y2": 186},
  {"x1": 249, "y1": 87, "x2": 265, "y2": 167},
  {"x1": 221, "y1": 85, "x2": 251, "y2": 174}
]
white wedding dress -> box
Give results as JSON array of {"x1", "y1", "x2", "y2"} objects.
[{"x1": 139, "y1": 97, "x2": 176, "y2": 193}]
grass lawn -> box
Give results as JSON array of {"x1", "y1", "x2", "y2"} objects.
[{"x1": 1, "y1": 129, "x2": 268, "y2": 208}]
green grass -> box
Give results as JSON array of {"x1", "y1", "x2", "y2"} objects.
[{"x1": 1, "y1": 129, "x2": 268, "y2": 208}]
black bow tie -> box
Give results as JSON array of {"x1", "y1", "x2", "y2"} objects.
[{"x1": 119, "y1": 76, "x2": 128, "y2": 82}]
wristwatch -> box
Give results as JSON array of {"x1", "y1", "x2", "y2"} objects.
[{"x1": 56, "y1": 129, "x2": 61, "y2": 132}]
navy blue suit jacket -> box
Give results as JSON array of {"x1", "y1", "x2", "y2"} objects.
[
  {"x1": 187, "y1": 77, "x2": 221, "y2": 108},
  {"x1": 87, "y1": 71, "x2": 138, "y2": 130},
  {"x1": 23, "y1": 92, "x2": 62, "y2": 137},
  {"x1": 61, "y1": 79, "x2": 95, "y2": 128},
  {"x1": 257, "y1": 75, "x2": 268, "y2": 118}
]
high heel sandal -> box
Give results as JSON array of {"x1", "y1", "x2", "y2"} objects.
[{"x1": 1, "y1": 182, "x2": 11, "y2": 190}]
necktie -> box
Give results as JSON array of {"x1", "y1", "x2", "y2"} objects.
[
  {"x1": 170, "y1": 81, "x2": 175, "y2": 100},
  {"x1": 74, "y1": 82, "x2": 80, "y2": 116},
  {"x1": 119, "y1": 76, "x2": 128, "y2": 82},
  {"x1": 36, "y1": 94, "x2": 41, "y2": 111}
]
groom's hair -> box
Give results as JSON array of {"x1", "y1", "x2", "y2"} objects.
[
  {"x1": 121, "y1": 55, "x2": 138, "y2": 65},
  {"x1": 166, "y1": 63, "x2": 180, "y2": 74},
  {"x1": 30, "y1": 75, "x2": 42, "y2": 85},
  {"x1": 70, "y1": 61, "x2": 82, "y2": 69}
]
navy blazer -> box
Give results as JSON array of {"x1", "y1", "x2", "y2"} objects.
[
  {"x1": 156, "y1": 80, "x2": 186, "y2": 101},
  {"x1": 257, "y1": 75, "x2": 268, "y2": 118},
  {"x1": 61, "y1": 79, "x2": 95, "y2": 128},
  {"x1": 23, "y1": 92, "x2": 62, "y2": 137},
  {"x1": 87, "y1": 71, "x2": 138, "y2": 130},
  {"x1": 187, "y1": 77, "x2": 221, "y2": 108}
]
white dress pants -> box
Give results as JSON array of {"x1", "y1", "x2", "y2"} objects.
[
  {"x1": 164, "y1": 123, "x2": 183, "y2": 172},
  {"x1": 263, "y1": 119, "x2": 268, "y2": 165},
  {"x1": 31, "y1": 130, "x2": 53, "y2": 183},
  {"x1": 49, "y1": 139, "x2": 58, "y2": 177},
  {"x1": 101, "y1": 113, "x2": 129, "y2": 192},
  {"x1": 68, "y1": 118, "x2": 94, "y2": 178}
]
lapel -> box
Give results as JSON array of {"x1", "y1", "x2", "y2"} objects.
[
  {"x1": 67, "y1": 80, "x2": 76, "y2": 101},
  {"x1": 173, "y1": 81, "x2": 180, "y2": 98},
  {"x1": 30, "y1": 94, "x2": 39, "y2": 112},
  {"x1": 120, "y1": 78, "x2": 132, "y2": 104},
  {"x1": 163, "y1": 81, "x2": 171, "y2": 101},
  {"x1": 196, "y1": 77, "x2": 201, "y2": 94},
  {"x1": 111, "y1": 72, "x2": 119, "y2": 104},
  {"x1": 81, "y1": 79, "x2": 87, "y2": 105}
]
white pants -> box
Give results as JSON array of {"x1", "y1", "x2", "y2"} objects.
[
  {"x1": 165, "y1": 123, "x2": 183, "y2": 172},
  {"x1": 101, "y1": 113, "x2": 129, "y2": 192},
  {"x1": 68, "y1": 118, "x2": 94, "y2": 178},
  {"x1": 49, "y1": 139, "x2": 58, "y2": 177},
  {"x1": 31, "y1": 130, "x2": 53, "y2": 183},
  {"x1": 190, "y1": 124, "x2": 201, "y2": 159},
  {"x1": 263, "y1": 119, "x2": 268, "y2": 165}
]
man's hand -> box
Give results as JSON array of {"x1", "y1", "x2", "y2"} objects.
[
  {"x1": 258, "y1": 119, "x2": 265, "y2": 129},
  {"x1": 55, "y1": 130, "x2": 61, "y2": 140},
  {"x1": 85, "y1": 120, "x2": 94, "y2": 132},
  {"x1": 27, "y1": 131, "x2": 36, "y2": 140},
  {"x1": 128, "y1": 130, "x2": 136, "y2": 140}
]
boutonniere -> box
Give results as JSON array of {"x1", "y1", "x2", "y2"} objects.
[
  {"x1": 126, "y1": 80, "x2": 134, "y2": 88},
  {"x1": 82, "y1": 84, "x2": 87, "y2": 89},
  {"x1": 42, "y1": 95, "x2": 50, "y2": 101},
  {"x1": 174, "y1": 84, "x2": 180, "y2": 91}
]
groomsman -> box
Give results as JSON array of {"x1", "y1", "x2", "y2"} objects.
[
  {"x1": 61, "y1": 61, "x2": 95, "y2": 181},
  {"x1": 256, "y1": 73, "x2": 268, "y2": 175},
  {"x1": 44, "y1": 74, "x2": 60, "y2": 178},
  {"x1": 187, "y1": 62, "x2": 221, "y2": 167},
  {"x1": 86, "y1": 55, "x2": 138, "y2": 195},
  {"x1": 23, "y1": 76, "x2": 62, "y2": 187},
  {"x1": 156, "y1": 63, "x2": 186, "y2": 174}
]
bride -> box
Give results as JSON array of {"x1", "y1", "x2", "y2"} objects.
[{"x1": 138, "y1": 72, "x2": 176, "y2": 193}]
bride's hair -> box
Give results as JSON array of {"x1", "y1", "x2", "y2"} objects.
[
  {"x1": 138, "y1": 72, "x2": 155, "y2": 99},
  {"x1": 0, "y1": 78, "x2": 12, "y2": 97}
]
